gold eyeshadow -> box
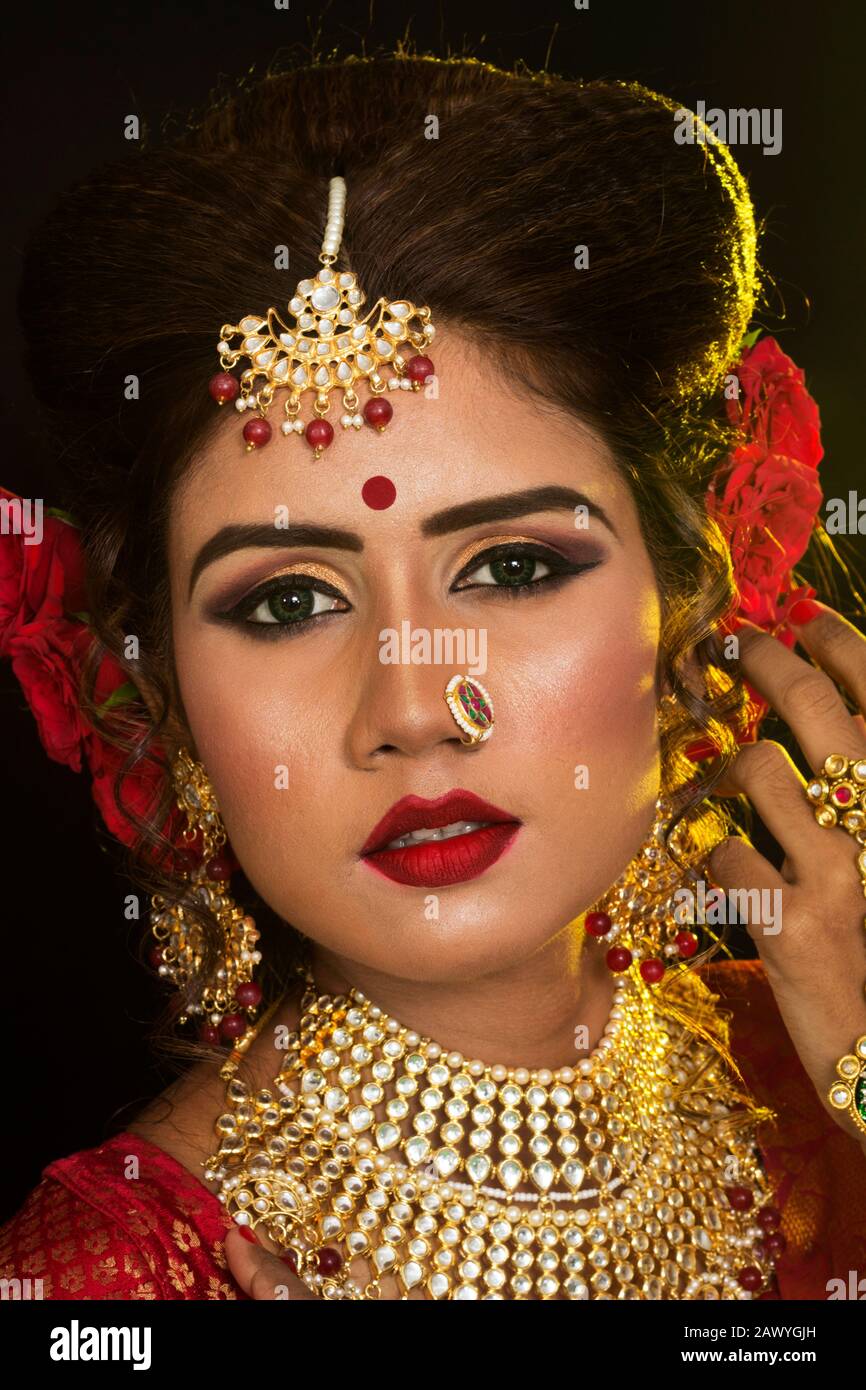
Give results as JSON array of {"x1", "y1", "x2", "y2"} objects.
[
  {"x1": 221, "y1": 559, "x2": 346, "y2": 608},
  {"x1": 450, "y1": 531, "x2": 593, "y2": 575},
  {"x1": 248, "y1": 560, "x2": 343, "y2": 586}
]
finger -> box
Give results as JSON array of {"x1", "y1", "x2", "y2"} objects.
[
  {"x1": 705, "y1": 834, "x2": 786, "y2": 941},
  {"x1": 224, "y1": 1224, "x2": 318, "y2": 1301},
  {"x1": 707, "y1": 739, "x2": 846, "y2": 880},
  {"x1": 734, "y1": 620, "x2": 865, "y2": 773},
  {"x1": 787, "y1": 599, "x2": 866, "y2": 712}
]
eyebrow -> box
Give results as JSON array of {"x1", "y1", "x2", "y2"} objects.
[{"x1": 187, "y1": 485, "x2": 618, "y2": 601}]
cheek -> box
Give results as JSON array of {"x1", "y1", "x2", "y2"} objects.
[
  {"x1": 506, "y1": 572, "x2": 661, "y2": 790},
  {"x1": 498, "y1": 570, "x2": 663, "y2": 912},
  {"x1": 172, "y1": 621, "x2": 333, "y2": 861}
]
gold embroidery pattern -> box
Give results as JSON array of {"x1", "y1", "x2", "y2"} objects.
[
  {"x1": 700, "y1": 959, "x2": 866, "y2": 1295},
  {"x1": 0, "y1": 1140, "x2": 242, "y2": 1301}
]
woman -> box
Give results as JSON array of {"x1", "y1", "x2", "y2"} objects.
[{"x1": 1, "y1": 51, "x2": 865, "y2": 1302}]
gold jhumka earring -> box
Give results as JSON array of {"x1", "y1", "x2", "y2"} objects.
[{"x1": 148, "y1": 749, "x2": 263, "y2": 1045}]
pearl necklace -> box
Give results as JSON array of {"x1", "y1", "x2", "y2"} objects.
[{"x1": 204, "y1": 961, "x2": 782, "y2": 1300}]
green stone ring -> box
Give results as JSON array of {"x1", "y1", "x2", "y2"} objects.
[
  {"x1": 810, "y1": 754, "x2": 866, "y2": 1137},
  {"x1": 828, "y1": 1036, "x2": 866, "y2": 1136}
]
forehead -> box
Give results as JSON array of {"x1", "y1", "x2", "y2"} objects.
[{"x1": 169, "y1": 328, "x2": 636, "y2": 558}]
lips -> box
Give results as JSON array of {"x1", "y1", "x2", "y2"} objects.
[{"x1": 359, "y1": 789, "x2": 522, "y2": 888}]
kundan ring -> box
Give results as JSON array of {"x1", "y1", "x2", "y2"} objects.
[
  {"x1": 444, "y1": 675, "x2": 495, "y2": 746},
  {"x1": 806, "y1": 754, "x2": 866, "y2": 1136}
]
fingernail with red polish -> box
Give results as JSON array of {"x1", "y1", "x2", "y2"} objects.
[
  {"x1": 238, "y1": 1225, "x2": 259, "y2": 1245},
  {"x1": 789, "y1": 598, "x2": 822, "y2": 625}
]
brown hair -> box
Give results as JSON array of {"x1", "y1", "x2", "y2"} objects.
[{"x1": 17, "y1": 50, "x2": 785, "y2": 1089}]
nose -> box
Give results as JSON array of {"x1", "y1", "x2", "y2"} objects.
[{"x1": 345, "y1": 631, "x2": 491, "y2": 768}]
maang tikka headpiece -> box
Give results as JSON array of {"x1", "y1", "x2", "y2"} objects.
[{"x1": 208, "y1": 176, "x2": 437, "y2": 459}]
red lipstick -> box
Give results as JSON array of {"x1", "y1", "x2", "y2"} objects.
[{"x1": 359, "y1": 789, "x2": 522, "y2": 888}]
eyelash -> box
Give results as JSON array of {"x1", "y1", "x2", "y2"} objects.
[{"x1": 217, "y1": 542, "x2": 601, "y2": 639}]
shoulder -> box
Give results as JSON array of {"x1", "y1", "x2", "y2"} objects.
[{"x1": 0, "y1": 1132, "x2": 245, "y2": 1300}]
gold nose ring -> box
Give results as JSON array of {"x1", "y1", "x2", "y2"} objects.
[{"x1": 443, "y1": 674, "x2": 495, "y2": 746}]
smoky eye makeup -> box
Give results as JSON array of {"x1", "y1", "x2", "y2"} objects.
[
  {"x1": 203, "y1": 560, "x2": 351, "y2": 637},
  {"x1": 204, "y1": 559, "x2": 346, "y2": 613},
  {"x1": 449, "y1": 532, "x2": 607, "y2": 593},
  {"x1": 202, "y1": 530, "x2": 607, "y2": 639}
]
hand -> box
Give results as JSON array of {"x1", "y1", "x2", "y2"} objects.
[
  {"x1": 705, "y1": 600, "x2": 866, "y2": 1148},
  {"x1": 225, "y1": 1224, "x2": 321, "y2": 1301}
]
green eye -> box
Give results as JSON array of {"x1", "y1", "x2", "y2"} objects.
[
  {"x1": 468, "y1": 553, "x2": 551, "y2": 587},
  {"x1": 249, "y1": 587, "x2": 323, "y2": 624},
  {"x1": 450, "y1": 542, "x2": 600, "y2": 603},
  {"x1": 247, "y1": 586, "x2": 346, "y2": 625},
  {"x1": 453, "y1": 543, "x2": 595, "y2": 596},
  {"x1": 228, "y1": 576, "x2": 350, "y2": 634}
]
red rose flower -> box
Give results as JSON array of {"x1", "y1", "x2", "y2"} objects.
[
  {"x1": 84, "y1": 726, "x2": 170, "y2": 850},
  {"x1": 687, "y1": 334, "x2": 824, "y2": 763},
  {"x1": 7, "y1": 618, "x2": 92, "y2": 770},
  {"x1": 725, "y1": 335, "x2": 823, "y2": 471},
  {"x1": 0, "y1": 490, "x2": 86, "y2": 658},
  {"x1": 707, "y1": 442, "x2": 823, "y2": 630},
  {"x1": 0, "y1": 490, "x2": 180, "y2": 852}
]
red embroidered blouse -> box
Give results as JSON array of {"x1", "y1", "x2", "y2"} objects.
[{"x1": 2, "y1": 959, "x2": 864, "y2": 1301}]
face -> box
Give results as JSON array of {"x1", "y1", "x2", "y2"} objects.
[{"x1": 168, "y1": 329, "x2": 665, "y2": 986}]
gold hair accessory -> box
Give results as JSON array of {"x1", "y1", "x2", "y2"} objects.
[
  {"x1": 149, "y1": 748, "x2": 263, "y2": 1046},
  {"x1": 806, "y1": 753, "x2": 866, "y2": 1136},
  {"x1": 443, "y1": 674, "x2": 495, "y2": 745},
  {"x1": 208, "y1": 176, "x2": 436, "y2": 459}
]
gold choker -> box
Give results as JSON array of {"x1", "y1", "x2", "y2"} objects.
[{"x1": 204, "y1": 961, "x2": 781, "y2": 1300}]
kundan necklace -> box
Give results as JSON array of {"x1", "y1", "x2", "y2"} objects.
[{"x1": 204, "y1": 959, "x2": 783, "y2": 1300}]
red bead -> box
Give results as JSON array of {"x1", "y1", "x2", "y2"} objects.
[
  {"x1": 317, "y1": 1246, "x2": 342, "y2": 1275},
  {"x1": 736, "y1": 1266, "x2": 763, "y2": 1291},
  {"x1": 585, "y1": 910, "x2": 613, "y2": 937},
  {"x1": 206, "y1": 853, "x2": 233, "y2": 881},
  {"x1": 236, "y1": 981, "x2": 263, "y2": 1008},
  {"x1": 219, "y1": 1013, "x2": 248, "y2": 1041},
  {"x1": 640, "y1": 958, "x2": 665, "y2": 984},
  {"x1": 148, "y1": 946, "x2": 164, "y2": 969},
  {"x1": 406, "y1": 354, "x2": 434, "y2": 384},
  {"x1": 675, "y1": 930, "x2": 698, "y2": 958},
  {"x1": 243, "y1": 417, "x2": 272, "y2": 450},
  {"x1": 757, "y1": 1205, "x2": 781, "y2": 1231},
  {"x1": 835, "y1": 785, "x2": 853, "y2": 804},
  {"x1": 305, "y1": 418, "x2": 334, "y2": 450},
  {"x1": 363, "y1": 396, "x2": 394, "y2": 431},
  {"x1": 199, "y1": 1024, "x2": 221, "y2": 1045},
  {"x1": 209, "y1": 372, "x2": 239, "y2": 405},
  {"x1": 725, "y1": 1185, "x2": 754, "y2": 1212},
  {"x1": 606, "y1": 946, "x2": 632, "y2": 973},
  {"x1": 766, "y1": 1231, "x2": 787, "y2": 1258}
]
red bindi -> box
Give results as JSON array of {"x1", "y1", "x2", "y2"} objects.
[{"x1": 361, "y1": 475, "x2": 397, "y2": 510}]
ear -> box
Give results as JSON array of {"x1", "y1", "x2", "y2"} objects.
[
  {"x1": 129, "y1": 665, "x2": 194, "y2": 762},
  {"x1": 676, "y1": 646, "x2": 705, "y2": 702},
  {"x1": 656, "y1": 644, "x2": 705, "y2": 705}
]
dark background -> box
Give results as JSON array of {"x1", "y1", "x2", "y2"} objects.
[{"x1": 2, "y1": 0, "x2": 864, "y2": 1221}]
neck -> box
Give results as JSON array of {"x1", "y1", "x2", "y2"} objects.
[{"x1": 300, "y1": 919, "x2": 618, "y2": 1074}]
